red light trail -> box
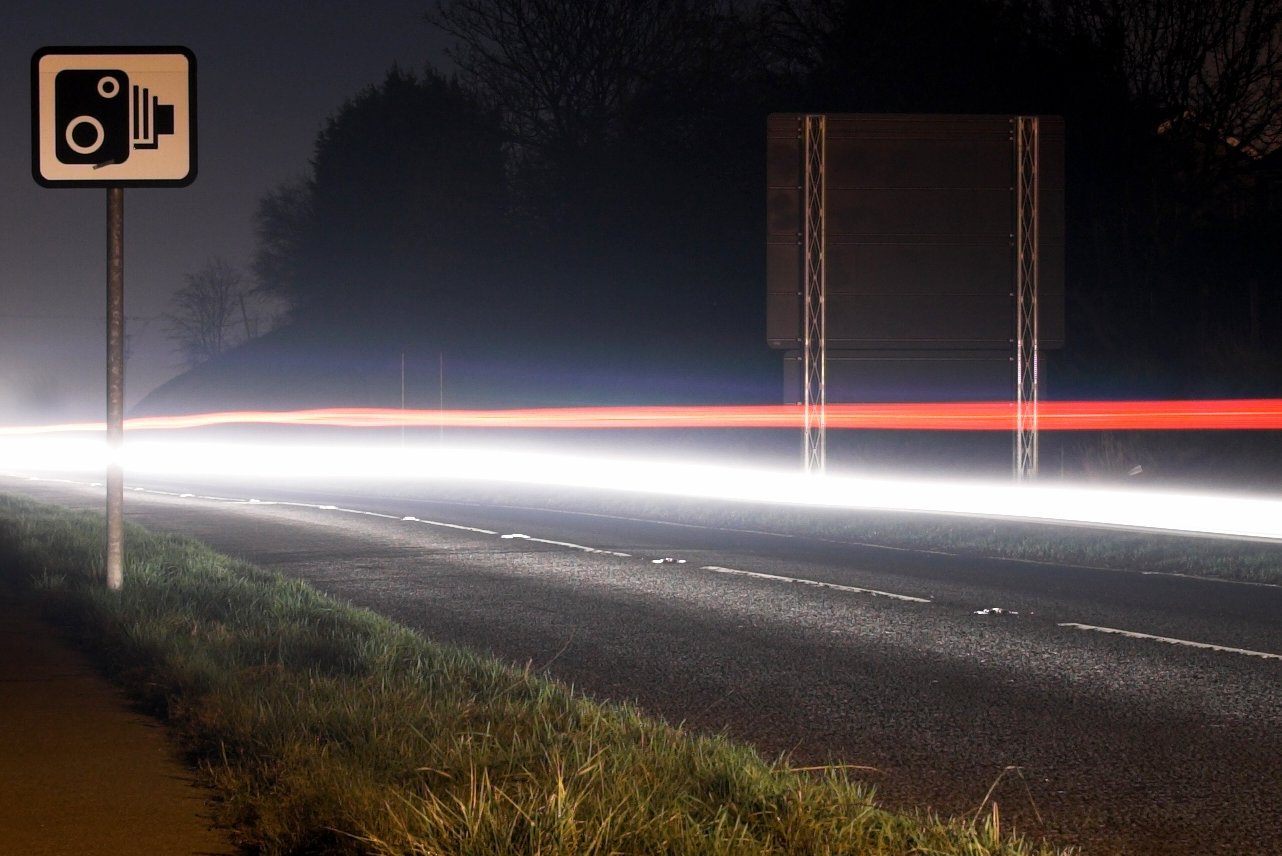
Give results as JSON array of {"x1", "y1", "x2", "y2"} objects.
[{"x1": 4, "y1": 399, "x2": 1282, "y2": 435}]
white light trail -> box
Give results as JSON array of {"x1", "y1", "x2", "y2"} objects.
[{"x1": 4, "y1": 436, "x2": 1282, "y2": 541}]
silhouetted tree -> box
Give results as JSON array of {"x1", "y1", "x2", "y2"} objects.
[
  {"x1": 252, "y1": 67, "x2": 512, "y2": 343},
  {"x1": 236, "y1": 0, "x2": 1280, "y2": 408},
  {"x1": 429, "y1": 0, "x2": 708, "y2": 157},
  {"x1": 166, "y1": 258, "x2": 278, "y2": 368},
  {"x1": 426, "y1": 0, "x2": 776, "y2": 356},
  {"x1": 765, "y1": 0, "x2": 1053, "y2": 112},
  {"x1": 1052, "y1": 0, "x2": 1282, "y2": 385},
  {"x1": 251, "y1": 176, "x2": 313, "y2": 312},
  {"x1": 1065, "y1": 0, "x2": 1282, "y2": 159}
]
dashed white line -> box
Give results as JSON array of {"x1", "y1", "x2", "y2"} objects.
[
  {"x1": 1058, "y1": 622, "x2": 1282, "y2": 660},
  {"x1": 19, "y1": 475, "x2": 928, "y2": 599},
  {"x1": 401, "y1": 516, "x2": 497, "y2": 535},
  {"x1": 701, "y1": 565, "x2": 931, "y2": 603},
  {"x1": 501, "y1": 532, "x2": 631, "y2": 557}
]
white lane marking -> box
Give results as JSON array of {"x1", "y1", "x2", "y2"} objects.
[
  {"x1": 1058, "y1": 622, "x2": 1282, "y2": 661},
  {"x1": 402, "y1": 515, "x2": 498, "y2": 535},
  {"x1": 701, "y1": 565, "x2": 931, "y2": 603},
  {"x1": 412, "y1": 519, "x2": 497, "y2": 535},
  {"x1": 501, "y1": 532, "x2": 631, "y2": 557}
]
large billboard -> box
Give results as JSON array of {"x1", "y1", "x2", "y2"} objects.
[{"x1": 766, "y1": 114, "x2": 1064, "y2": 353}]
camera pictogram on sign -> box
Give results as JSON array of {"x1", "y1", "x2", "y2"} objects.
[
  {"x1": 55, "y1": 69, "x2": 176, "y2": 166},
  {"x1": 33, "y1": 47, "x2": 196, "y2": 187}
]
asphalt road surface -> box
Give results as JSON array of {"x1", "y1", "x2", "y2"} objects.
[{"x1": 4, "y1": 473, "x2": 1281, "y2": 856}]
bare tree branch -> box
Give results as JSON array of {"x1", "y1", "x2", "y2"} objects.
[
  {"x1": 166, "y1": 258, "x2": 280, "y2": 368},
  {"x1": 428, "y1": 0, "x2": 724, "y2": 160},
  {"x1": 1068, "y1": 0, "x2": 1282, "y2": 154}
]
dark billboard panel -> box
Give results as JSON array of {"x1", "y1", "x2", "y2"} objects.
[{"x1": 766, "y1": 113, "x2": 1065, "y2": 351}]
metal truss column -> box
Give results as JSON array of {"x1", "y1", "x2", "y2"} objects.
[
  {"x1": 803, "y1": 114, "x2": 827, "y2": 474},
  {"x1": 1014, "y1": 116, "x2": 1040, "y2": 481}
]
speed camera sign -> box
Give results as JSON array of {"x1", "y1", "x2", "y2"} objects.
[{"x1": 32, "y1": 46, "x2": 196, "y2": 187}]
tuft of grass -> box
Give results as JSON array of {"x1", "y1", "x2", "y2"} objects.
[{"x1": 0, "y1": 494, "x2": 1072, "y2": 855}]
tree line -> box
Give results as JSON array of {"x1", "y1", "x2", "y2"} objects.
[{"x1": 172, "y1": 0, "x2": 1282, "y2": 401}]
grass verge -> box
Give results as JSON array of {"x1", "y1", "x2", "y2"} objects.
[{"x1": 0, "y1": 494, "x2": 1070, "y2": 855}]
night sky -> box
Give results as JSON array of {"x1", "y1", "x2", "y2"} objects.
[{"x1": 1, "y1": 0, "x2": 447, "y2": 421}]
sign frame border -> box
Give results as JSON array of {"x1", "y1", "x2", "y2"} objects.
[{"x1": 31, "y1": 45, "x2": 198, "y2": 188}]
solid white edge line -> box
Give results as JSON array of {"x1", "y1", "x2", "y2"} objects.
[
  {"x1": 1058, "y1": 622, "x2": 1282, "y2": 660},
  {"x1": 702, "y1": 565, "x2": 931, "y2": 603}
]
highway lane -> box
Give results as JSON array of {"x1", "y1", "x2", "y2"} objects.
[{"x1": 4, "y1": 473, "x2": 1282, "y2": 855}]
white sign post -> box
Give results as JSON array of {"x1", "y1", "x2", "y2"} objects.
[{"x1": 32, "y1": 47, "x2": 196, "y2": 590}]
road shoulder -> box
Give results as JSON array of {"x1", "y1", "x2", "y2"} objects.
[{"x1": 0, "y1": 586, "x2": 236, "y2": 855}]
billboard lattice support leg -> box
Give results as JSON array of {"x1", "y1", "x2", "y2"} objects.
[
  {"x1": 1014, "y1": 117, "x2": 1040, "y2": 481},
  {"x1": 803, "y1": 115, "x2": 827, "y2": 474}
]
